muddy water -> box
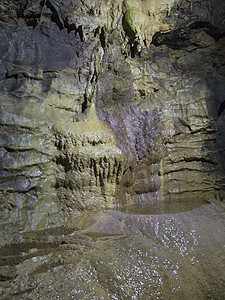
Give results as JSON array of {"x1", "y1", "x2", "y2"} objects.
[{"x1": 0, "y1": 203, "x2": 225, "y2": 299}]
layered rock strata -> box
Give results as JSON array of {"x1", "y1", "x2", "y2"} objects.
[{"x1": 0, "y1": 0, "x2": 225, "y2": 242}]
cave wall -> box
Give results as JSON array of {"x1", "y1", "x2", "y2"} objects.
[{"x1": 0, "y1": 0, "x2": 225, "y2": 244}]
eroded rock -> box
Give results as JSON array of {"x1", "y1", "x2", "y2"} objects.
[{"x1": 0, "y1": 0, "x2": 225, "y2": 244}]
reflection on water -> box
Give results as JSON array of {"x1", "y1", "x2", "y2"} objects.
[
  {"x1": 115, "y1": 198, "x2": 210, "y2": 215},
  {"x1": 0, "y1": 203, "x2": 224, "y2": 299}
]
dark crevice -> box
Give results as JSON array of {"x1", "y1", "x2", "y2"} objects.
[
  {"x1": 26, "y1": 16, "x2": 41, "y2": 28},
  {"x1": 182, "y1": 157, "x2": 218, "y2": 165},
  {"x1": 92, "y1": 159, "x2": 98, "y2": 178},
  {"x1": 77, "y1": 25, "x2": 84, "y2": 42},
  {"x1": 178, "y1": 118, "x2": 192, "y2": 132},
  {"x1": 6, "y1": 70, "x2": 43, "y2": 80},
  {"x1": 16, "y1": 0, "x2": 46, "y2": 28},
  {"x1": 63, "y1": 18, "x2": 84, "y2": 41},
  {"x1": 152, "y1": 21, "x2": 225, "y2": 49},
  {"x1": 17, "y1": 8, "x2": 25, "y2": 20},
  {"x1": 65, "y1": 21, "x2": 77, "y2": 33},
  {"x1": 116, "y1": 162, "x2": 122, "y2": 185},
  {"x1": 218, "y1": 100, "x2": 225, "y2": 117},
  {"x1": 46, "y1": 0, "x2": 64, "y2": 30},
  {"x1": 15, "y1": 0, "x2": 86, "y2": 37},
  {"x1": 100, "y1": 28, "x2": 106, "y2": 49},
  {"x1": 3, "y1": 146, "x2": 32, "y2": 153},
  {"x1": 0, "y1": 123, "x2": 38, "y2": 130},
  {"x1": 55, "y1": 156, "x2": 71, "y2": 173},
  {"x1": 2, "y1": 186, "x2": 37, "y2": 194},
  {"x1": 99, "y1": 172, "x2": 104, "y2": 187},
  {"x1": 94, "y1": 27, "x2": 100, "y2": 37},
  {"x1": 82, "y1": 94, "x2": 88, "y2": 113},
  {"x1": 190, "y1": 21, "x2": 225, "y2": 41},
  {"x1": 130, "y1": 40, "x2": 140, "y2": 58},
  {"x1": 151, "y1": 30, "x2": 189, "y2": 49},
  {"x1": 122, "y1": 13, "x2": 138, "y2": 58},
  {"x1": 190, "y1": 21, "x2": 213, "y2": 30},
  {"x1": 130, "y1": 44, "x2": 136, "y2": 58},
  {"x1": 90, "y1": 71, "x2": 97, "y2": 84}
]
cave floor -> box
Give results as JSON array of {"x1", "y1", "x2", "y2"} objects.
[{"x1": 0, "y1": 202, "x2": 225, "y2": 300}]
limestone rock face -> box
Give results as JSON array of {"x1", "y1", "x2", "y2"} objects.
[{"x1": 0, "y1": 0, "x2": 225, "y2": 243}]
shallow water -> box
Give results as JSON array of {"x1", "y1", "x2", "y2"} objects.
[
  {"x1": 0, "y1": 203, "x2": 225, "y2": 299},
  {"x1": 114, "y1": 198, "x2": 210, "y2": 215}
]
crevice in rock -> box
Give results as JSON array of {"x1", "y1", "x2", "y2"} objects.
[
  {"x1": 0, "y1": 185, "x2": 37, "y2": 194},
  {"x1": 163, "y1": 167, "x2": 212, "y2": 176},
  {"x1": 0, "y1": 124, "x2": 39, "y2": 131},
  {"x1": 218, "y1": 100, "x2": 225, "y2": 117},
  {"x1": 151, "y1": 21, "x2": 225, "y2": 49},
  {"x1": 90, "y1": 71, "x2": 98, "y2": 84},
  {"x1": 14, "y1": 0, "x2": 86, "y2": 40},
  {"x1": 122, "y1": 11, "x2": 141, "y2": 58},
  {"x1": 46, "y1": 0, "x2": 64, "y2": 30},
  {"x1": 55, "y1": 156, "x2": 71, "y2": 173},
  {"x1": 151, "y1": 29, "x2": 186, "y2": 49},
  {"x1": 165, "y1": 188, "x2": 213, "y2": 195},
  {"x1": 178, "y1": 118, "x2": 192, "y2": 132},
  {"x1": 130, "y1": 41, "x2": 138, "y2": 58},
  {"x1": 182, "y1": 157, "x2": 218, "y2": 165},
  {"x1": 16, "y1": 0, "x2": 46, "y2": 28},
  {"x1": 3, "y1": 146, "x2": 32, "y2": 153},
  {"x1": 64, "y1": 21, "x2": 76, "y2": 33},
  {"x1": 100, "y1": 28, "x2": 106, "y2": 49},
  {"x1": 60, "y1": 16, "x2": 84, "y2": 40},
  {"x1": 82, "y1": 94, "x2": 88, "y2": 113},
  {"x1": 6, "y1": 69, "x2": 43, "y2": 80},
  {"x1": 76, "y1": 25, "x2": 84, "y2": 42},
  {"x1": 190, "y1": 21, "x2": 225, "y2": 42},
  {"x1": 116, "y1": 162, "x2": 122, "y2": 185}
]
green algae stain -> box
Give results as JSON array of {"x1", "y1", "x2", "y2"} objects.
[
  {"x1": 125, "y1": 7, "x2": 137, "y2": 34},
  {"x1": 173, "y1": 50, "x2": 187, "y2": 59}
]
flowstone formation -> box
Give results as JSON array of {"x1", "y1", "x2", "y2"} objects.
[
  {"x1": 0, "y1": 0, "x2": 225, "y2": 238},
  {"x1": 0, "y1": 0, "x2": 225, "y2": 298}
]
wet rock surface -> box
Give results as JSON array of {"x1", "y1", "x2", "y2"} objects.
[
  {"x1": 0, "y1": 0, "x2": 225, "y2": 298},
  {"x1": 0, "y1": 0, "x2": 225, "y2": 234},
  {"x1": 0, "y1": 203, "x2": 225, "y2": 299}
]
